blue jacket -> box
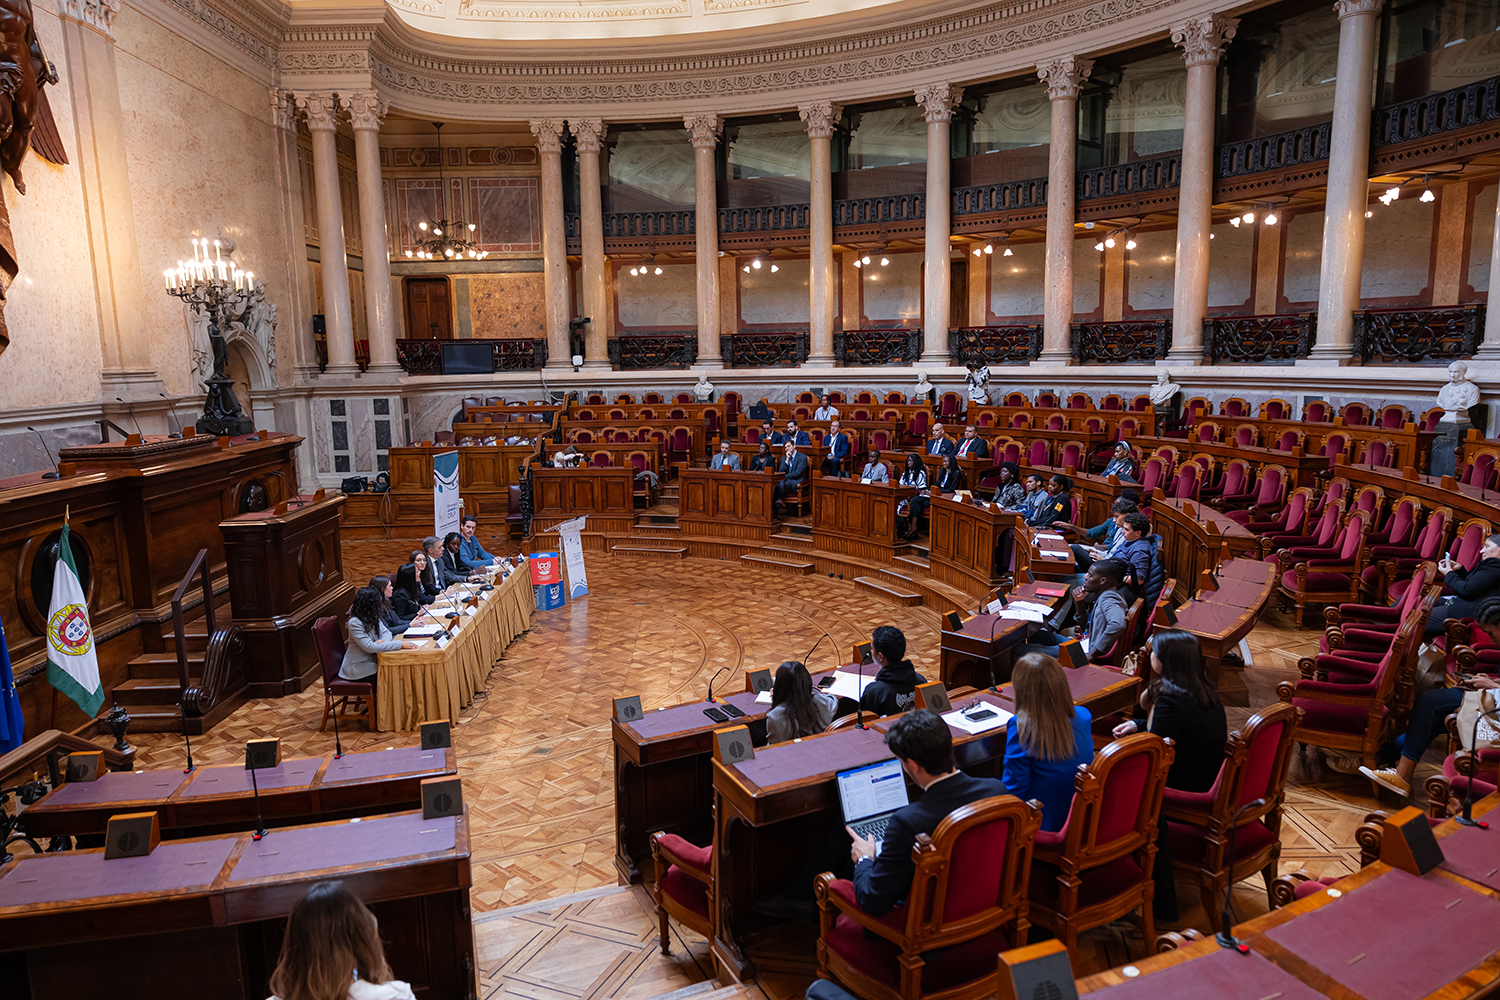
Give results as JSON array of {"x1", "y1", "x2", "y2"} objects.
[
  {"x1": 773, "y1": 430, "x2": 812, "y2": 446},
  {"x1": 1083, "y1": 518, "x2": 1120, "y2": 546},
  {"x1": 1002, "y1": 706, "x2": 1093, "y2": 832},
  {"x1": 825, "y1": 432, "x2": 850, "y2": 460},
  {"x1": 458, "y1": 534, "x2": 494, "y2": 570},
  {"x1": 778, "y1": 451, "x2": 810, "y2": 484}
]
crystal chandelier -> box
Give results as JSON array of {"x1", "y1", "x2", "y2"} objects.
[{"x1": 406, "y1": 122, "x2": 489, "y2": 261}]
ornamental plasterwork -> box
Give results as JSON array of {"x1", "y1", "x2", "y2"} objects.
[
  {"x1": 60, "y1": 0, "x2": 120, "y2": 36},
  {"x1": 1169, "y1": 12, "x2": 1238, "y2": 68},
  {"x1": 702, "y1": 0, "x2": 804, "y2": 12},
  {"x1": 458, "y1": 0, "x2": 690, "y2": 20},
  {"x1": 156, "y1": 0, "x2": 275, "y2": 65}
]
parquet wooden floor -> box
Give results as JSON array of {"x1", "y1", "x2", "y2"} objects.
[{"x1": 90, "y1": 533, "x2": 1449, "y2": 987}]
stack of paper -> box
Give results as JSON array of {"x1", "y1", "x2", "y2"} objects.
[
  {"x1": 943, "y1": 704, "x2": 1013, "y2": 734},
  {"x1": 1008, "y1": 601, "x2": 1054, "y2": 615},
  {"x1": 997, "y1": 608, "x2": 1045, "y2": 622},
  {"x1": 405, "y1": 625, "x2": 444, "y2": 638}
]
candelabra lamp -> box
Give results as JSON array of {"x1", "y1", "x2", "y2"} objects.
[{"x1": 165, "y1": 237, "x2": 257, "y2": 436}]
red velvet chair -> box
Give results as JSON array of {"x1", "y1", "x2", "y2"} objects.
[
  {"x1": 1232, "y1": 423, "x2": 1259, "y2": 447},
  {"x1": 1066, "y1": 392, "x2": 1090, "y2": 409},
  {"x1": 940, "y1": 392, "x2": 962, "y2": 418},
  {"x1": 722, "y1": 391, "x2": 741, "y2": 419},
  {"x1": 1261, "y1": 497, "x2": 1344, "y2": 559},
  {"x1": 643, "y1": 392, "x2": 664, "y2": 404},
  {"x1": 1058, "y1": 441, "x2": 1085, "y2": 470},
  {"x1": 1460, "y1": 450, "x2": 1499, "y2": 491},
  {"x1": 1028, "y1": 733, "x2": 1175, "y2": 953},
  {"x1": 885, "y1": 391, "x2": 905, "y2": 404},
  {"x1": 855, "y1": 391, "x2": 874, "y2": 404},
  {"x1": 1222, "y1": 464, "x2": 1286, "y2": 521},
  {"x1": 1036, "y1": 391, "x2": 1059, "y2": 407},
  {"x1": 1200, "y1": 458, "x2": 1251, "y2": 505},
  {"x1": 1220, "y1": 397, "x2": 1249, "y2": 418},
  {"x1": 1011, "y1": 412, "x2": 1032, "y2": 429},
  {"x1": 668, "y1": 425, "x2": 693, "y2": 465},
  {"x1": 1099, "y1": 394, "x2": 1123, "y2": 411},
  {"x1": 1130, "y1": 395, "x2": 1151, "y2": 412},
  {"x1": 1195, "y1": 421, "x2": 1221, "y2": 444},
  {"x1": 1378, "y1": 404, "x2": 1411, "y2": 429},
  {"x1": 797, "y1": 391, "x2": 816, "y2": 403},
  {"x1": 1303, "y1": 400, "x2": 1333, "y2": 422},
  {"x1": 1321, "y1": 432, "x2": 1351, "y2": 462},
  {"x1": 1047, "y1": 414, "x2": 1067, "y2": 431},
  {"x1": 1314, "y1": 561, "x2": 1438, "y2": 668},
  {"x1": 576, "y1": 409, "x2": 596, "y2": 420},
  {"x1": 590, "y1": 450, "x2": 612, "y2": 467},
  {"x1": 829, "y1": 391, "x2": 847, "y2": 404},
  {"x1": 615, "y1": 393, "x2": 635, "y2": 403},
  {"x1": 1276, "y1": 429, "x2": 1305, "y2": 452},
  {"x1": 1027, "y1": 439, "x2": 1052, "y2": 468},
  {"x1": 1360, "y1": 438, "x2": 1396, "y2": 468},
  {"x1": 1138, "y1": 457, "x2": 1167, "y2": 495},
  {"x1": 1340, "y1": 401, "x2": 1372, "y2": 426},
  {"x1": 1261, "y1": 398, "x2": 1292, "y2": 421},
  {"x1": 314, "y1": 615, "x2": 369, "y2": 731},
  {"x1": 906, "y1": 411, "x2": 930, "y2": 446},
  {"x1": 1004, "y1": 391, "x2": 1027, "y2": 406},
  {"x1": 816, "y1": 795, "x2": 1042, "y2": 1000},
  {"x1": 1160, "y1": 703, "x2": 1301, "y2": 931},
  {"x1": 651, "y1": 832, "x2": 713, "y2": 953},
  {"x1": 1313, "y1": 476, "x2": 1348, "y2": 517},
  {"x1": 1367, "y1": 495, "x2": 1418, "y2": 548},
  {"x1": 1276, "y1": 508, "x2": 1373, "y2": 626},
  {"x1": 1168, "y1": 462, "x2": 1201, "y2": 502},
  {"x1": 1240, "y1": 485, "x2": 1312, "y2": 536}
]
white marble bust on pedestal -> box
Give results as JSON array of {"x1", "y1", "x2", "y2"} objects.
[
  {"x1": 913, "y1": 370, "x2": 934, "y2": 400},
  {"x1": 692, "y1": 372, "x2": 714, "y2": 402},
  {"x1": 1148, "y1": 370, "x2": 1181, "y2": 407},
  {"x1": 1437, "y1": 360, "x2": 1479, "y2": 416}
]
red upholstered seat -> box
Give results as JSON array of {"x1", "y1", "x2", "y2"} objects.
[
  {"x1": 314, "y1": 615, "x2": 369, "y2": 732},
  {"x1": 651, "y1": 833, "x2": 714, "y2": 953},
  {"x1": 1293, "y1": 696, "x2": 1388, "y2": 732},
  {"x1": 816, "y1": 795, "x2": 1040, "y2": 1000},
  {"x1": 1027, "y1": 855, "x2": 1144, "y2": 909},
  {"x1": 1165, "y1": 817, "x2": 1275, "y2": 866},
  {"x1": 1282, "y1": 569, "x2": 1360, "y2": 592}
]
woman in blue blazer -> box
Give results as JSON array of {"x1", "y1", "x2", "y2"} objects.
[{"x1": 1003, "y1": 652, "x2": 1094, "y2": 831}]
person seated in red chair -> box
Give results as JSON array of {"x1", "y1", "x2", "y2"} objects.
[
  {"x1": 710, "y1": 439, "x2": 741, "y2": 471},
  {"x1": 821, "y1": 419, "x2": 851, "y2": 477},
  {"x1": 925, "y1": 422, "x2": 956, "y2": 457},
  {"x1": 955, "y1": 424, "x2": 988, "y2": 459},
  {"x1": 1025, "y1": 473, "x2": 1072, "y2": 527},
  {"x1": 846, "y1": 709, "x2": 1008, "y2": 915},
  {"x1": 1364, "y1": 596, "x2": 1500, "y2": 797},
  {"x1": 1426, "y1": 534, "x2": 1500, "y2": 636},
  {"x1": 1101, "y1": 441, "x2": 1140, "y2": 482},
  {"x1": 775, "y1": 419, "x2": 812, "y2": 447},
  {"x1": 773, "y1": 441, "x2": 810, "y2": 515}
]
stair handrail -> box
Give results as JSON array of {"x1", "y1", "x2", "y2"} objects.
[
  {"x1": 171, "y1": 549, "x2": 215, "y2": 703},
  {"x1": 0, "y1": 729, "x2": 134, "y2": 788}
]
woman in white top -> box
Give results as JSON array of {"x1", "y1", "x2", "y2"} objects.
[
  {"x1": 339, "y1": 588, "x2": 418, "y2": 696},
  {"x1": 267, "y1": 880, "x2": 416, "y2": 1000},
  {"x1": 765, "y1": 661, "x2": 838, "y2": 743},
  {"x1": 895, "y1": 452, "x2": 928, "y2": 540}
]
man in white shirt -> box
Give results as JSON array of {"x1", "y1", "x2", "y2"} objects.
[
  {"x1": 955, "y1": 425, "x2": 988, "y2": 459},
  {"x1": 822, "y1": 419, "x2": 851, "y2": 477},
  {"x1": 813, "y1": 393, "x2": 839, "y2": 421},
  {"x1": 710, "y1": 440, "x2": 741, "y2": 471}
]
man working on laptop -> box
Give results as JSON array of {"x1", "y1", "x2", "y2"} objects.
[{"x1": 846, "y1": 710, "x2": 1011, "y2": 916}]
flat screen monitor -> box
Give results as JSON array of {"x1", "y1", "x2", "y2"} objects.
[{"x1": 441, "y1": 342, "x2": 494, "y2": 375}]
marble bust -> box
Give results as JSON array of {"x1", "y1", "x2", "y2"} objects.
[
  {"x1": 692, "y1": 373, "x2": 714, "y2": 402},
  {"x1": 1148, "y1": 371, "x2": 1181, "y2": 407},
  {"x1": 1437, "y1": 360, "x2": 1480, "y2": 414},
  {"x1": 912, "y1": 370, "x2": 934, "y2": 399}
]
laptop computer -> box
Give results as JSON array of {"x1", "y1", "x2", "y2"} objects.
[{"x1": 836, "y1": 758, "x2": 911, "y2": 847}]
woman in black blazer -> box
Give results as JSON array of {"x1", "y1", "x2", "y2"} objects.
[
  {"x1": 1113, "y1": 629, "x2": 1227, "y2": 921},
  {"x1": 392, "y1": 562, "x2": 427, "y2": 621},
  {"x1": 936, "y1": 454, "x2": 965, "y2": 495},
  {"x1": 368, "y1": 574, "x2": 413, "y2": 635},
  {"x1": 1426, "y1": 533, "x2": 1500, "y2": 635}
]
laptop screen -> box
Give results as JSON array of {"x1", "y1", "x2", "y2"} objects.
[{"x1": 836, "y1": 758, "x2": 910, "y2": 824}]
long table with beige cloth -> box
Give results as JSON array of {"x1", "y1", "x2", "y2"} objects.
[{"x1": 375, "y1": 566, "x2": 533, "y2": 731}]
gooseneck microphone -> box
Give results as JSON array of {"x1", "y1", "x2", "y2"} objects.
[
  {"x1": 330, "y1": 686, "x2": 345, "y2": 758},
  {"x1": 1216, "y1": 797, "x2": 1267, "y2": 950},
  {"x1": 804, "y1": 630, "x2": 835, "y2": 668},
  {"x1": 1457, "y1": 704, "x2": 1500, "y2": 827},
  {"x1": 115, "y1": 397, "x2": 143, "y2": 438},
  {"x1": 704, "y1": 662, "x2": 733, "y2": 703},
  {"x1": 27, "y1": 426, "x2": 60, "y2": 479},
  {"x1": 159, "y1": 393, "x2": 183, "y2": 438}
]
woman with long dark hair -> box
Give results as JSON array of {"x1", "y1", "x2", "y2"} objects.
[
  {"x1": 936, "y1": 453, "x2": 964, "y2": 495},
  {"x1": 391, "y1": 563, "x2": 426, "y2": 621},
  {"x1": 367, "y1": 575, "x2": 411, "y2": 634},
  {"x1": 765, "y1": 660, "x2": 837, "y2": 743},
  {"x1": 410, "y1": 548, "x2": 440, "y2": 602},
  {"x1": 1112, "y1": 628, "x2": 1228, "y2": 921},
  {"x1": 895, "y1": 453, "x2": 928, "y2": 540},
  {"x1": 268, "y1": 880, "x2": 414, "y2": 1000},
  {"x1": 1002, "y1": 652, "x2": 1093, "y2": 831},
  {"x1": 339, "y1": 587, "x2": 417, "y2": 695}
]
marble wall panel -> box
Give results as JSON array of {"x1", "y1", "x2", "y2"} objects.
[
  {"x1": 468, "y1": 177, "x2": 541, "y2": 253},
  {"x1": 861, "y1": 252, "x2": 920, "y2": 324},
  {"x1": 396, "y1": 179, "x2": 443, "y2": 253},
  {"x1": 1126, "y1": 228, "x2": 1175, "y2": 313},
  {"x1": 1208, "y1": 220, "x2": 1254, "y2": 309},
  {"x1": 617, "y1": 263, "x2": 696, "y2": 328},
  {"x1": 1361, "y1": 196, "x2": 1433, "y2": 301},
  {"x1": 989, "y1": 242, "x2": 1044, "y2": 321},
  {"x1": 1468, "y1": 181, "x2": 1496, "y2": 295},
  {"x1": 739, "y1": 258, "x2": 810, "y2": 326},
  {"x1": 469, "y1": 273, "x2": 546, "y2": 339},
  {"x1": 1282, "y1": 209, "x2": 1324, "y2": 306},
  {"x1": 1073, "y1": 238, "x2": 1101, "y2": 316}
]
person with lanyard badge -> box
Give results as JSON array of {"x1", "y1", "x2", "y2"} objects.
[
  {"x1": 1102, "y1": 441, "x2": 1139, "y2": 482},
  {"x1": 895, "y1": 454, "x2": 928, "y2": 540},
  {"x1": 1025, "y1": 473, "x2": 1072, "y2": 527},
  {"x1": 822, "y1": 419, "x2": 851, "y2": 477},
  {"x1": 813, "y1": 393, "x2": 839, "y2": 421},
  {"x1": 860, "y1": 448, "x2": 889, "y2": 483}
]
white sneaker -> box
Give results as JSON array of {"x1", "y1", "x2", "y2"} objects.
[
  {"x1": 1359, "y1": 765, "x2": 1410, "y2": 797},
  {"x1": 1324, "y1": 754, "x2": 1362, "y2": 774}
]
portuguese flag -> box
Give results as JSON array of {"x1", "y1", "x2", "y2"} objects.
[{"x1": 46, "y1": 521, "x2": 103, "y2": 718}]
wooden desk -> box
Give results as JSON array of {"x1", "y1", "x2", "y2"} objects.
[
  {"x1": 371, "y1": 443, "x2": 539, "y2": 537},
  {"x1": 709, "y1": 664, "x2": 1140, "y2": 979},
  {"x1": 0, "y1": 808, "x2": 476, "y2": 1000},
  {"x1": 1131, "y1": 434, "x2": 1330, "y2": 487},
  {"x1": 1170, "y1": 557, "x2": 1277, "y2": 681},
  {"x1": 1078, "y1": 793, "x2": 1500, "y2": 1000},
  {"x1": 376, "y1": 568, "x2": 533, "y2": 731},
  {"x1": 766, "y1": 402, "x2": 932, "y2": 429},
  {"x1": 563, "y1": 419, "x2": 709, "y2": 459},
  {"x1": 20, "y1": 745, "x2": 455, "y2": 838},
  {"x1": 451, "y1": 420, "x2": 552, "y2": 442},
  {"x1": 811, "y1": 475, "x2": 919, "y2": 560},
  {"x1": 1336, "y1": 461, "x2": 1500, "y2": 524},
  {"x1": 1188, "y1": 415, "x2": 1440, "y2": 474},
  {"x1": 938, "y1": 580, "x2": 1069, "y2": 688},
  {"x1": 926, "y1": 496, "x2": 1015, "y2": 593},
  {"x1": 970, "y1": 404, "x2": 1157, "y2": 437},
  {"x1": 678, "y1": 467, "x2": 779, "y2": 538},
  {"x1": 1149, "y1": 496, "x2": 1258, "y2": 599},
  {"x1": 466, "y1": 401, "x2": 566, "y2": 422},
  {"x1": 530, "y1": 466, "x2": 637, "y2": 534}
]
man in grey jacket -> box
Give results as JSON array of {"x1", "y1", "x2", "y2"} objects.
[
  {"x1": 1015, "y1": 558, "x2": 1129, "y2": 663},
  {"x1": 861, "y1": 449, "x2": 890, "y2": 483},
  {"x1": 710, "y1": 439, "x2": 741, "y2": 470}
]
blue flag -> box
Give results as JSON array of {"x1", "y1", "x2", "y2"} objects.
[{"x1": 0, "y1": 614, "x2": 23, "y2": 753}]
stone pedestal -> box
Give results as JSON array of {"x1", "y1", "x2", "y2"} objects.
[{"x1": 1431, "y1": 417, "x2": 1471, "y2": 478}]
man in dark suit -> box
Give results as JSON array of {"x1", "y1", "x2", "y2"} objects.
[
  {"x1": 926, "y1": 422, "x2": 956, "y2": 457},
  {"x1": 955, "y1": 425, "x2": 988, "y2": 459},
  {"x1": 821, "y1": 419, "x2": 851, "y2": 477},
  {"x1": 847, "y1": 710, "x2": 1013, "y2": 916},
  {"x1": 782, "y1": 419, "x2": 812, "y2": 447},
  {"x1": 774, "y1": 441, "x2": 810, "y2": 513}
]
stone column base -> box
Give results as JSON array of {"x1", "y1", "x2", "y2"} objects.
[
  {"x1": 1035, "y1": 350, "x2": 1073, "y2": 366},
  {"x1": 362, "y1": 363, "x2": 405, "y2": 380},
  {"x1": 803, "y1": 353, "x2": 836, "y2": 368},
  {"x1": 1162, "y1": 348, "x2": 1204, "y2": 366},
  {"x1": 320, "y1": 363, "x2": 364, "y2": 379},
  {"x1": 1296, "y1": 346, "x2": 1353, "y2": 366}
]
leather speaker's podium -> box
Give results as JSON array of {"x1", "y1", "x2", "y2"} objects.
[{"x1": 220, "y1": 492, "x2": 354, "y2": 696}]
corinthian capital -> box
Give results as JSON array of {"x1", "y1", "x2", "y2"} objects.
[
  {"x1": 1171, "y1": 13, "x2": 1239, "y2": 67},
  {"x1": 270, "y1": 89, "x2": 296, "y2": 131},
  {"x1": 570, "y1": 118, "x2": 606, "y2": 154},
  {"x1": 1335, "y1": 0, "x2": 1383, "y2": 18},
  {"x1": 798, "y1": 101, "x2": 843, "y2": 139},
  {"x1": 1036, "y1": 57, "x2": 1094, "y2": 101},
  {"x1": 530, "y1": 118, "x2": 566, "y2": 154},
  {"x1": 914, "y1": 84, "x2": 964, "y2": 123},
  {"x1": 683, "y1": 113, "x2": 723, "y2": 150},
  {"x1": 295, "y1": 92, "x2": 341, "y2": 132},
  {"x1": 344, "y1": 90, "x2": 388, "y2": 132}
]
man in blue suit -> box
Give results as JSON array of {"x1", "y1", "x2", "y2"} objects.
[
  {"x1": 773, "y1": 441, "x2": 810, "y2": 514},
  {"x1": 821, "y1": 419, "x2": 851, "y2": 477},
  {"x1": 926, "y1": 422, "x2": 956, "y2": 457},
  {"x1": 781, "y1": 419, "x2": 812, "y2": 447},
  {"x1": 847, "y1": 710, "x2": 1016, "y2": 916}
]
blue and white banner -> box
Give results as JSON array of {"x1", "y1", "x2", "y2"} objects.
[
  {"x1": 554, "y1": 515, "x2": 589, "y2": 599},
  {"x1": 433, "y1": 451, "x2": 461, "y2": 538}
]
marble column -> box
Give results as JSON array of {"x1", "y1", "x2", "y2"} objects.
[
  {"x1": 570, "y1": 119, "x2": 610, "y2": 369},
  {"x1": 1036, "y1": 57, "x2": 1093, "y2": 364},
  {"x1": 297, "y1": 91, "x2": 358, "y2": 376},
  {"x1": 346, "y1": 91, "x2": 399, "y2": 376},
  {"x1": 1476, "y1": 190, "x2": 1500, "y2": 360},
  {"x1": 684, "y1": 113, "x2": 723, "y2": 365},
  {"x1": 1308, "y1": 0, "x2": 1383, "y2": 365},
  {"x1": 1169, "y1": 14, "x2": 1237, "y2": 364},
  {"x1": 271, "y1": 91, "x2": 318, "y2": 385},
  {"x1": 916, "y1": 84, "x2": 963, "y2": 366},
  {"x1": 531, "y1": 119, "x2": 571, "y2": 369},
  {"x1": 799, "y1": 101, "x2": 841, "y2": 367}
]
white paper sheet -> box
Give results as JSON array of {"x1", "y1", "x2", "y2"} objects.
[
  {"x1": 404, "y1": 625, "x2": 444, "y2": 638},
  {"x1": 824, "y1": 671, "x2": 875, "y2": 700},
  {"x1": 943, "y1": 704, "x2": 1013, "y2": 734},
  {"x1": 997, "y1": 608, "x2": 1045, "y2": 622},
  {"x1": 1036, "y1": 532, "x2": 1065, "y2": 541},
  {"x1": 1007, "y1": 601, "x2": 1055, "y2": 615},
  {"x1": 755, "y1": 690, "x2": 773, "y2": 705}
]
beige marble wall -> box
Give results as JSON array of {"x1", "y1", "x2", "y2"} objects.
[
  {"x1": 1208, "y1": 220, "x2": 1254, "y2": 311},
  {"x1": 1102, "y1": 242, "x2": 1125, "y2": 321},
  {"x1": 861, "y1": 251, "x2": 921, "y2": 324},
  {"x1": 1125, "y1": 230, "x2": 1175, "y2": 314},
  {"x1": 1282, "y1": 209, "x2": 1324, "y2": 306},
  {"x1": 1253, "y1": 223, "x2": 1282, "y2": 316},
  {"x1": 617, "y1": 262, "x2": 695, "y2": 328},
  {"x1": 739, "y1": 258, "x2": 809, "y2": 326},
  {"x1": 0, "y1": 6, "x2": 103, "y2": 408},
  {"x1": 1073, "y1": 238, "x2": 1101, "y2": 316},
  {"x1": 1469, "y1": 182, "x2": 1497, "y2": 296},
  {"x1": 112, "y1": 7, "x2": 292, "y2": 397},
  {"x1": 469, "y1": 272, "x2": 546, "y2": 338},
  {"x1": 1361, "y1": 196, "x2": 1434, "y2": 301},
  {"x1": 1432, "y1": 181, "x2": 1469, "y2": 306}
]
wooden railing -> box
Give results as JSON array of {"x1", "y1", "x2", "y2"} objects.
[
  {"x1": 834, "y1": 328, "x2": 922, "y2": 366},
  {"x1": 1071, "y1": 320, "x2": 1170, "y2": 364},
  {"x1": 607, "y1": 333, "x2": 698, "y2": 369},
  {"x1": 171, "y1": 550, "x2": 215, "y2": 712},
  {"x1": 1203, "y1": 313, "x2": 1314, "y2": 364}
]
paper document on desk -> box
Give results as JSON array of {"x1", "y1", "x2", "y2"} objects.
[
  {"x1": 1007, "y1": 601, "x2": 1054, "y2": 615},
  {"x1": 464, "y1": 605, "x2": 479, "y2": 617},
  {"x1": 1037, "y1": 550, "x2": 1070, "y2": 560},
  {"x1": 435, "y1": 636, "x2": 450, "y2": 650},
  {"x1": 755, "y1": 690, "x2": 773, "y2": 705},
  {"x1": 1035, "y1": 532, "x2": 1065, "y2": 541},
  {"x1": 405, "y1": 625, "x2": 444, "y2": 638},
  {"x1": 943, "y1": 705, "x2": 1013, "y2": 734},
  {"x1": 997, "y1": 608, "x2": 1045, "y2": 622},
  {"x1": 824, "y1": 671, "x2": 874, "y2": 700}
]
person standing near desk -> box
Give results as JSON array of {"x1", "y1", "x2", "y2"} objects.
[
  {"x1": 861, "y1": 625, "x2": 926, "y2": 715},
  {"x1": 926, "y1": 423, "x2": 956, "y2": 457},
  {"x1": 822, "y1": 419, "x2": 851, "y2": 477},
  {"x1": 774, "y1": 441, "x2": 809, "y2": 515},
  {"x1": 710, "y1": 439, "x2": 741, "y2": 470},
  {"x1": 955, "y1": 425, "x2": 988, "y2": 459},
  {"x1": 846, "y1": 710, "x2": 1011, "y2": 915},
  {"x1": 458, "y1": 514, "x2": 501, "y2": 569}
]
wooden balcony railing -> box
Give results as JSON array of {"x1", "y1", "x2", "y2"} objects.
[
  {"x1": 607, "y1": 333, "x2": 698, "y2": 370},
  {"x1": 1071, "y1": 320, "x2": 1170, "y2": 364}
]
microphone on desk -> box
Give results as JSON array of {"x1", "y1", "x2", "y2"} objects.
[
  {"x1": 27, "y1": 426, "x2": 61, "y2": 480},
  {"x1": 985, "y1": 613, "x2": 1009, "y2": 692},
  {"x1": 180, "y1": 713, "x2": 196, "y2": 774},
  {"x1": 115, "y1": 397, "x2": 144, "y2": 438},
  {"x1": 330, "y1": 685, "x2": 345, "y2": 758},
  {"x1": 704, "y1": 662, "x2": 733, "y2": 703},
  {"x1": 159, "y1": 393, "x2": 183, "y2": 438},
  {"x1": 804, "y1": 630, "x2": 836, "y2": 669},
  {"x1": 1216, "y1": 797, "x2": 1267, "y2": 951},
  {"x1": 1457, "y1": 704, "x2": 1500, "y2": 828}
]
